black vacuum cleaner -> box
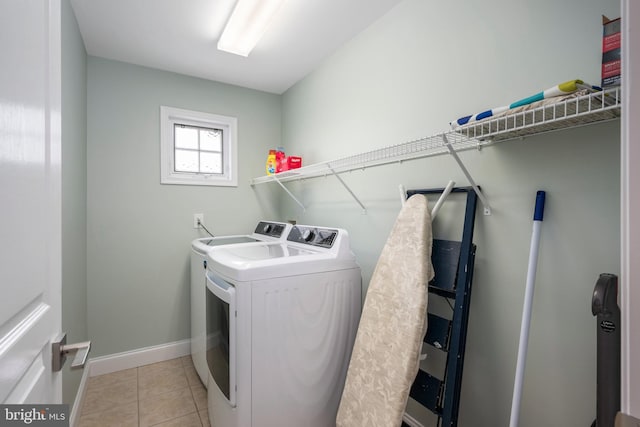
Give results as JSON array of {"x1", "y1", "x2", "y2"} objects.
[{"x1": 590, "y1": 273, "x2": 620, "y2": 427}]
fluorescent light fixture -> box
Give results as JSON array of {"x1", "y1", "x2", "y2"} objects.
[{"x1": 217, "y1": 0, "x2": 286, "y2": 57}]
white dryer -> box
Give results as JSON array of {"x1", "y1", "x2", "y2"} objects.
[
  {"x1": 204, "y1": 225, "x2": 362, "y2": 427},
  {"x1": 190, "y1": 221, "x2": 292, "y2": 386}
]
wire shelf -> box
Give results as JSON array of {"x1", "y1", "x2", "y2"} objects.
[
  {"x1": 251, "y1": 131, "x2": 480, "y2": 185},
  {"x1": 251, "y1": 86, "x2": 621, "y2": 187},
  {"x1": 455, "y1": 86, "x2": 621, "y2": 143}
]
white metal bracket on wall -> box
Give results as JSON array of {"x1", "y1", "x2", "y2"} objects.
[
  {"x1": 271, "y1": 174, "x2": 305, "y2": 212},
  {"x1": 327, "y1": 165, "x2": 367, "y2": 214},
  {"x1": 441, "y1": 134, "x2": 492, "y2": 215}
]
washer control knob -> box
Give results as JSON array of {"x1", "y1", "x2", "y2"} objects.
[
  {"x1": 302, "y1": 229, "x2": 315, "y2": 242},
  {"x1": 262, "y1": 223, "x2": 272, "y2": 234}
]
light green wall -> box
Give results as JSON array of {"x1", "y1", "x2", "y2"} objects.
[
  {"x1": 72, "y1": 0, "x2": 622, "y2": 423},
  {"x1": 86, "y1": 58, "x2": 281, "y2": 357},
  {"x1": 280, "y1": 0, "x2": 620, "y2": 426},
  {"x1": 61, "y1": 0, "x2": 87, "y2": 406}
]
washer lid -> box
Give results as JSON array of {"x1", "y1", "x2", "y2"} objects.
[
  {"x1": 191, "y1": 221, "x2": 293, "y2": 254},
  {"x1": 206, "y1": 227, "x2": 359, "y2": 282},
  {"x1": 191, "y1": 235, "x2": 260, "y2": 254}
]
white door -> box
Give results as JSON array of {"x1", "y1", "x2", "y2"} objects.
[
  {"x1": 0, "y1": 0, "x2": 63, "y2": 403},
  {"x1": 622, "y1": 0, "x2": 640, "y2": 416}
]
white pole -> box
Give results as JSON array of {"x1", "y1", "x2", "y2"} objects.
[
  {"x1": 431, "y1": 180, "x2": 456, "y2": 219},
  {"x1": 399, "y1": 184, "x2": 407, "y2": 207},
  {"x1": 509, "y1": 191, "x2": 546, "y2": 427}
]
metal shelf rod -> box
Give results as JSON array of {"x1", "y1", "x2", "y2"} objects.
[
  {"x1": 272, "y1": 175, "x2": 305, "y2": 212},
  {"x1": 442, "y1": 134, "x2": 491, "y2": 215},
  {"x1": 328, "y1": 165, "x2": 367, "y2": 214}
]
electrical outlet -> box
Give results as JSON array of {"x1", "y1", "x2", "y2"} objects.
[{"x1": 193, "y1": 213, "x2": 204, "y2": 229}]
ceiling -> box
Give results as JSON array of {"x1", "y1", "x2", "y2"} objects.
[{"x1": 70, "y1": 0, "x2": 404, "y2": 94}]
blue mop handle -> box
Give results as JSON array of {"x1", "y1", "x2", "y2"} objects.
[
  {"x1": 510, "y1": 190, "x2": 547, "y2": 427},
  {"x1": 533, "y1": 191, "x2": 546, "y2": 221}
]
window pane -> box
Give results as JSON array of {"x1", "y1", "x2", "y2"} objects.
[
  {"x1": 175, "y1": 125, "x2": 198, "y2": 149},
  {"x1": 175, "y1": 149, "x2": 199, "y2": 172},
  {"x1": 161, "y1": 106, "x2": 237, "y2": 186},
  {"x1": 201, "y1": 128, "x2": 222, "y2": 152},
  {"x1": 201, "y1": 152, "x2": 223, "y2": 174}
]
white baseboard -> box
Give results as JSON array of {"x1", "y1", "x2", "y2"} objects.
[
  {"x1": 69, "y1": 366, "x2": 90, "y2": 427},
  {"x1": 88, "y1": 339, "x2": 191, "y2": 377},
  {"x1": 69, "y1": 339, "x2": 191, "y2": 425}
]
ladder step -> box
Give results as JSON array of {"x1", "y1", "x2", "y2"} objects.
[
  {"x1": 429, "y1": 240, "x2": 461, "y2": 297},
  {"x1": 425, "y1": 313, "x2": 451, "y2": 351},
  {"x1": 409, "y1": 370, "x2": 443, "y2": 415}
]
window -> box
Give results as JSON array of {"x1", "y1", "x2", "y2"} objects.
[{"x1": 161, "y1": 106, "x2": 237, "y2": 186}]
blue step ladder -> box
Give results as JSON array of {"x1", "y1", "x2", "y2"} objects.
[{"x1": 402, "y1": 186, "x2": 478, "y2": 427}]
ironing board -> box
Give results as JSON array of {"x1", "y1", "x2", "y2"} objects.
[{"x1": 336, "y1": 194, "x2": 434, "y2": 427}]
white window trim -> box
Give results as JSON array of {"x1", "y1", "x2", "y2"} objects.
[{"x1": 160, "y1": 106, "x2": 238, "y2": 187}]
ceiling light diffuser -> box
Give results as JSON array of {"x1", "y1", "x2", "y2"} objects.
[{"x1": 217, "y1": 0, "x2": 286, "y2": 57}]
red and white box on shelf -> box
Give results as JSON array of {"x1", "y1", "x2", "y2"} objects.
[
  {"x1": 287, "y1": 156, "x2": 302, "y2": 170},
  {"x1": 280, "y1": 156, "x2": 302, "y2": 172},
  {"x1": 601, "y1": 15, "x2": 621, "y2": 87}
]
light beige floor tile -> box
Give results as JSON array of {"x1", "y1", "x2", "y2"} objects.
[
  {"x1": 138, "y1": 358, "x2": 184, "y2": 376},
  {"x1": 150, "y1": 412, "x2": 202, "y2": 427},
  {"x1": 138, "y1": 368, "x2": 189, "y2": 400},
  {"x1": 87, "y1": 368, "x2": 137, "y2": 390},
  {"x1": 77, "y1": 401, "x2": 138, "y2": 427},
  {"x1": 190, "y1": 384, "x2": 207, "y2": 411},
  {"x1": 184, "y1": 363, "x2": 204, "y2": 387},
  {"x1": 82, "y1": 378, "x2": 138, "y2": 415},
  {"x1": 181, "y1": 355, "x2": 195, "y2": 368},
  {"x1": 139, "y1": 387, "x2": 197, "y2": 427},
  {"x1": 79, "y1": 357, "x2": 208, "y2": 426},
  {"x1": 198, "y1": 410, "x2": 210, "y2": 427}
]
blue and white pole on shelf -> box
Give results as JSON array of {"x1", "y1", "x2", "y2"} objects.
[{"x1": 509, "y1": 191, "x2": 546, "y2": 427}]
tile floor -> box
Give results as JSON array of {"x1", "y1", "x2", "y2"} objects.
[{"x1": 78, "y1": 356, "x2": 210, "y2": 427}]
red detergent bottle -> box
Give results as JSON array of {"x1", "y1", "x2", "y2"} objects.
[{"x1": 275, "y1": 147, "x2": 286, "y2": 173}]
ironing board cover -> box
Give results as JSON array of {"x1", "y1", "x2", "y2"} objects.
[{"x1": 336, "y1": 194, "x2": 434, "y2": 427}]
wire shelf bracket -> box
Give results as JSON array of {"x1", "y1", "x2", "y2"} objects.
[
  {"x1": 442, "y1": 134, "x2": 491, "y2": 215},
  {"x1": 327, "y1": 165, "x2": 367, "y2": 214},
  {"x1": 271, "y1": 174, "x2": 305, "y2": 212}
]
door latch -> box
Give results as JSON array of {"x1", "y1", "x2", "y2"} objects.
[{"x1": 52, "y1": 333, "x2": 91, "y2": 372}]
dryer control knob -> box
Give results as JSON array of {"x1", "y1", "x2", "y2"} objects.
[{"x1": 302, "y1": 229, "x2": 315, "y2": 242}]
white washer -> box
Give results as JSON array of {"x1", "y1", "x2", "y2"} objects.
[
  {"x1": 205, "y1": 225, "x2": 362, "y2": 427},
  {"x1": 190, "y1": 221, "x2": 292, "y2": 387}
]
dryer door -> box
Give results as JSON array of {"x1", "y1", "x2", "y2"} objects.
[{"x1": 206, "y1": 271, "x2": 237, "y2": 407}]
